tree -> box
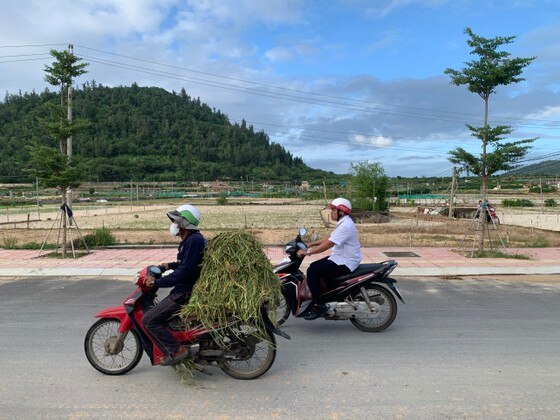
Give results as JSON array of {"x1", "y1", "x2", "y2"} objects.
[
  {"x1": 44, "y1": 48, "x2": 88, "y2": 154},
  {"x1": 27, "y1": 48, "x2": 89, "y2": 256},
  {"x1": 444, "y1": 28, "x2": 536, "y2": 199},
  {"x1": 25, "y1": 142, "x2": 85, "y2": 191},
  {"x1": 350, "y1": 161, "x2": 389, "y2": 212}
]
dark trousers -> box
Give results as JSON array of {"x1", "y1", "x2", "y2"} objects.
[
  {"x1": 142, "y1": 291, "x2": 188, "y2": 356},
  {"x1": 307, "y1": 256, "x2": 351, "y2": 305}
]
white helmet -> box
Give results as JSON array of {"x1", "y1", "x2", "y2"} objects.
[
  {"x1": 166, "y1": 204, "x2": 201, "y2": 230},
  {"x1": 328, "y1": 197, "x2": 352, "y2": 214}
]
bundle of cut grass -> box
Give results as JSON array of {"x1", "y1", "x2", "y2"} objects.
[{"x1": 179, "y1": 230, "x2": 280, "y2": 343}]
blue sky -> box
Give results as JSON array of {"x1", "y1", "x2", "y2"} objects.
[{"x1": 1, "y1": 0, "x2": 559, "y2": 177}]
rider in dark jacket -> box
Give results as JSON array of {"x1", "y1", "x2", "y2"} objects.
[{"x1": 142, "y1": 204, "x2": 206, "y2": 365}]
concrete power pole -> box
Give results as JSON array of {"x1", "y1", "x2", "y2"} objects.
[
  {"x1": 449, "y1": 167, "x2": 457, "y2": 218},
  {"x1": 67, "y1": 44, "x2": 74, "y2": 212}
]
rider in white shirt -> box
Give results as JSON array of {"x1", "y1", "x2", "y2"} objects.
[{"x1": 297, "y1": 197, "x2": 361, "y2": 320}]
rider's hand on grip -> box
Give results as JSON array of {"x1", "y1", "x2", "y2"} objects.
[{"x1": 144, "y1": 275, "x2": 155, "y2": 288}]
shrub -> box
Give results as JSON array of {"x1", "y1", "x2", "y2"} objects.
[
  {"x1": 2, "y1": 236, "x2": 18, "y2": 249},
  {"x1": 524, "y1": 236, "x2": 550, "y2": 248},
  {"x1": 351, "y1": 197, "x2": 373, "y2": 211},
  {"x1": 544, "y1": 198, "x2": 557, "y2": 207},
  {"x1": 216, "y1": 195, "x2": 227, "y2": 205},
  {"x1": 81, "y1": 227, "x2": 117, "y2": 248},
  {"x1": 529, "y1": 185, "x2": 556, "y2": 193},
  {"x1": 20, "y1": 242, "x2": 55, "y2": 250},
  {"x1": 502, "y1": 198, "x2": 534, "y2": 207},
  {"x1": 472, "y1": 250, "x2": 531, "y2": 259}
]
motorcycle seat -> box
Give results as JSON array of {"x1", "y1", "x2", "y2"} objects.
[{"x1": 333, "y1": 260, "x2": 397, "y2": 282}]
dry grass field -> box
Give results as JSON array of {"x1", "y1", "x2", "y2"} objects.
[{"x1": 1, "y1": 198, "x2": 559, "y2": 249}]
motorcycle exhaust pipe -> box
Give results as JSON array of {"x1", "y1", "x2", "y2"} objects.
[{"x1": 325, "y1": 301, "x2": 381, "y2": 319}]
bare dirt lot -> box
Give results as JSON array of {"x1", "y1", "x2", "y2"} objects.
[{"x1": 1, "y1": 199, "x2": 559, "y2": 248}]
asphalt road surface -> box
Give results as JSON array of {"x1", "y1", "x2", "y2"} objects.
[{"x1": 1, "y1": 276, "x2": 559, "y2": 419}]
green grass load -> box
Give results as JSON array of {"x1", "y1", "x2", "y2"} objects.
[{"x1": 179, "y1": 230, "x2": 281, "y2": 344}]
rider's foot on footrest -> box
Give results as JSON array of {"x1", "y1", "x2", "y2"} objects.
[
  {"x1": 304, "y1": 304, "x2": 327, "y2": 320},
  {"x1": 160, "y1": 345, "x2": 189, "y2": 366}
]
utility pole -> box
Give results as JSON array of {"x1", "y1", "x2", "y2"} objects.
[
  {"x1": 540, "y1": 177, "x2": 543, "y2": 214},
  {"x1": 36, "y1": 177, "x2": 40, "y2": 219},
  {"x1": 449, "y1": 167, "x2": 457, "y2": 218},
  {"x1": 67, "y1": 44, "x2": 74, "y2": 211}
]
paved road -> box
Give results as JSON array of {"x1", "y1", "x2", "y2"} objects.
[{"x1": 1, "y1": 276, "x2": 559, "y2": 419}]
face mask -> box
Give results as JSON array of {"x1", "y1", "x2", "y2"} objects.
[{"x1": 169, "y1": 223, "x2": 180, "y2": 236}]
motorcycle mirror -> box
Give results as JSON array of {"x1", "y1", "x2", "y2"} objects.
[
  {"x1": 299, "y1": 227, "x2": 307, "y2": 236},
  {"x1": 147, "y1": 265, "x2": 162, "y2": 279}
]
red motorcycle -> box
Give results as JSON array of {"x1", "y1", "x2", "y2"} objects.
[{"x1": 84, "y1": 266, "x2": 289, "y2": 379}]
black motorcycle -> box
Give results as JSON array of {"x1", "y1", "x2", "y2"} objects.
[{"x1": 273, "y1": 228, "x2": 404, "y2": 332}]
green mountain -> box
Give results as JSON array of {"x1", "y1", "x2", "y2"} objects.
[
  {"x1": 0, "y1": 83, "x2": 333, "y2": 183},
  {"x1": 504, "y1": 160, "x2": 560, "y2": 176}
]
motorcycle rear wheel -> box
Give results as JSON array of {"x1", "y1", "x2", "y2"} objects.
[
  {"x1": 274, "y1": 293, "x2": 290, "y2": 325},
  {"x1": 84, "y1": 318, "x2": 143, "y2": 375},
  {"x1": 220, "y1": 326, "x2": 277, "y2": 380},
  {"x1": 350, "y1": 285, "x2": 397, "y2": 332}
]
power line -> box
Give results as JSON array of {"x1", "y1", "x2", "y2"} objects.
[
  {"x1": 0, "y1": 43, "x2": 66, "y2": 49},
  {"x1": 81, "y1": 53, "x2": 560, "y2": 131},
  {"x1": 79, "y1": 54, "x2": 484, "y2": 125},
  {"x1": 73, "y1": 44, "x2": 560, "y2": 126},
  {"x1": 0, "y1": 56, "x2": 51, "y2": 64},
  {"x1": 2, "y1": 43, "x2": 560, "y2": 130}
]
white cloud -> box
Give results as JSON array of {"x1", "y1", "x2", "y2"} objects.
[
  {"x1": 525, "y1": 106, "x2": 560, "y2": 119},
  {"x1": 367, "y1": 30, "x2": 401, "y2": 51},
  {"x1": 264, "y1": 40, "x2": 319, "y2": 63},
  {"x1": 364, "y1": 0, "x2": 449, "y2": 18},
  {"x1": 353, "y1": 134, "x2": 394, "y2": 147},
  {"x1": 1, "y1": 0, "x2": 558, "y2": 177},
  {"x1": 265, "y1": 47, "x2": 295, "y2": 62}
]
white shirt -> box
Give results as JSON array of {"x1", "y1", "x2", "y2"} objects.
[{"x1": 328, "y1": 215, "x2": 361, "y2": 271}]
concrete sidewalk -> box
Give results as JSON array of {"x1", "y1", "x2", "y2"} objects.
[{"x1": 1, "y1": 246, "x2": 560, "y2": 278}]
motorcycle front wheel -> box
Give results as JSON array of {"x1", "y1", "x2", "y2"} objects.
[
  {"x1": 350, "y1": 285, "x2": 397, "y2": 333},
  {"x1": 220, "y1": 325, "x2": 277, "y2": 380},
  {"x1": 84, "y1": 318, "x2": 143, "y2": 375}
]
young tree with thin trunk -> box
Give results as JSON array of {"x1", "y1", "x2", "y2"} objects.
[
  {"x1": 444, "y1": 28, "x2": 536, "y2": 199},
  {"x1": 44, "y1": 48, "x2": 88, "y2": 154},
  {"x1": 26, "y1": 49, "x2": 88, "y2": 257},
  {"x1": 444, "y1": 28, "x2": 536, "y2": 251}
]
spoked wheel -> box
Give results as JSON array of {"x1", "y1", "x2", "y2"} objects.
[
  {"x1": 350, "y1": 285, "x2": 397, "y2": 332},
  {"x1": 84, "y1": 318, "x2": 143, "y2": 375},
  {"x1": 220, "y1": 325, "x2": 277, "y2": 380},
  {"x1": 274, "y1": 293, "x2": 291, "y2": 325}
]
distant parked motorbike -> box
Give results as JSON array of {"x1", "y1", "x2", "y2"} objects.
[
  {"x1": 84, "y1": 266, "x2": 289, "y2": 379},
  {"x1": 273, "y1": 228, "x2": 404, "y2": 332}
]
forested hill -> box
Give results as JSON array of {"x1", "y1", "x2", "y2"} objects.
[
  {"x1": 0, "y1": 83, "x2": 332, "y2": 182},
  {"x1": 505, "y1": 160, "x2": 560, "y2": 176}
]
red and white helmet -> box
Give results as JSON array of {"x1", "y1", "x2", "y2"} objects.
[{"x1": 328, "y1": 197, "x2": 352, "y2": 214}]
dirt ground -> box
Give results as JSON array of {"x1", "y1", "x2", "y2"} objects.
[{"x1": 1, "y1": 202, "x2": 558, "y2": 249}]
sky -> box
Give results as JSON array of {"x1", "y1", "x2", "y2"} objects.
[{"x1": 1, "y1": 0, "x2": 559, "y2": 177}]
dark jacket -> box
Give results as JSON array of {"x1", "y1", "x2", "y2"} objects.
[{"x1": 154, "y1": 231, "x2": 206, "y2": 294}]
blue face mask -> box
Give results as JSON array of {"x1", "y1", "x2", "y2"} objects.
[{"x1": 169, "y1": 223, "x2": 180, "y2": 236}]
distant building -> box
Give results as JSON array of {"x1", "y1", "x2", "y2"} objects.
[{"x1": 300, "y1": 181, "x2": 310, "y2": 191}]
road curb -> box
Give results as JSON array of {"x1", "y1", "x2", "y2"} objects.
[{"x1": 2, "y1": 266, "x2": 560, "y2": 278}]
